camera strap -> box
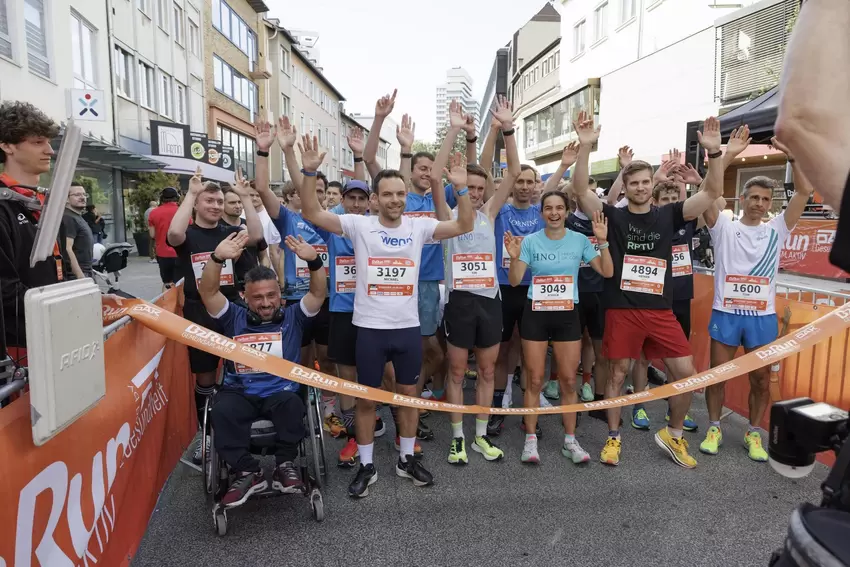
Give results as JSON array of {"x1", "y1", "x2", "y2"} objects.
[{"x1": 820, "y1": 429, "x2": 850, "y2": 509}]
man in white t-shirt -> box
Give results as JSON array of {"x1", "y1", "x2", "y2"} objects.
[
  {"x1": 247, "y1": 185, "x2": 283, "y2": 278},
  {"x1": 700, "y1": 141, "x2": 813, "y2": 462},
  {"x1": 296, "y1": 134, "x2": 474, "y2": 497}
]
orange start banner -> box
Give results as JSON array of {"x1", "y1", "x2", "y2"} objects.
[
  {"x1": 780, "y1": 219, "x2": 850, "y2": 279},
  {"x1": 102, "y1": 296, "x2": 850, "y2": 416}
]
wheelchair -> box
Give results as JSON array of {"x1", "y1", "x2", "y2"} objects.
[{"x1": 200, "y1": 385, "x2": 328, "y2": 535}]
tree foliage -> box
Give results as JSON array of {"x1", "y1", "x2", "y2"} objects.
[{"x1": 126, "y1": 171, "x2": 179, "y2": 234}]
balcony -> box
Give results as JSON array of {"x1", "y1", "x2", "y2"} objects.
[{"x1": 249, "y1": 57, "x2": 272, "y2": 80}]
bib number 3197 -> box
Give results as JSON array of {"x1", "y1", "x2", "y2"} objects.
[
  {"x1": 620, "y1": 255, "x2": 666, "y2": 295},
  {"x1": 367, "y1": 257, "x2": 416, "y2": 296}
]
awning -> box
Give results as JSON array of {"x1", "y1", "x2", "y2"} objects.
[
  {"x1": 148, "y1": 155, "x2": 237, "y2": 183},
  {"x1": 52, "y1": 130, "x2": 168, "y2": 171},
  {"x1": 719, "y1": 86, "x2": 779, "y2": 143},
  {"x1": 541, "y1": 170, "x2": 571, "y2": 182}
]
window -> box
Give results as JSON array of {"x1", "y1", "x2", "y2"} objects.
[
  {"x1": 309, "y1": 118, "x2": 313, "y2": 134},
  {"x1": 211, "y1": 0, "x2": 256, "y2": 61},
  {"x1": 217, "y1": 125, "x2": 256, "y2": 178},
  {"x1": 594, "y1": 3, "x2": 608, "y2": 41},
  {"x1": 24, "y1": 0, "x2": 50, "y2": 78},
  {"x1": 280, "y1": 46, "x2": 290, "y2": 73},
  {"x1": 0, "y1": 0, "x2": 12, "y2": 58},
  {"x1": 212, "y1": 55, "x2": 258, "y2": 115},
  {"x1": 574, "y1": 20, "x2": 586, "y2": 56},
  {"x1": 175, "y1": 82, "x2": 186, "y2": 123},
  {"x1": 114, "y1": 45, "x2": 133, "y2": 97},
  {"x1": 71, "y1": 13, "x2": 97, "y2": 88},
  {"x1": 620, "y1": 0, "x2": 636, "y2": 23},
  {"x1": 281, "y1": 94, "x2": 290, "y2": 117},
  {"x1": 555, "y1": 51, "x2": 560, "y2": 68},
  {"x1": 138, "y1": 0, "x2": 150, "y2": 16},
  {"x1": 300, "y1": 113, "x2": 305, "y2": 133},
  {"x1": 188, "y1": 18, "x2": 199, "y2": 55},
  {"x1": 159, "y1": 72, "x2": 172, "y2": 117},
  {"x1": 138, "y1": 61, "x2": 155, "y2": 109},
  {"x1": 317, "y1": 124, "x2": 322, "y2": 146},
  {"x1": 156, "y1": 0, "x2": 168, "y2": 30},
  {"x1": 173, "y1": 3, "x2": 184, "y2": 44},
  {"x1": 331, "y1": 132, "x2": 336, "y2": 158}
]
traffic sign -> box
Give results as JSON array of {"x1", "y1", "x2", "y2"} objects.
[{"x1": 68, "y1": 89, "x2": 106, "y2": 121}]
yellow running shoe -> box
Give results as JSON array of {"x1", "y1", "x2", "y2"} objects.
[
  {"x1": 745, "y1": 431, "x2": 768, "y2": 462},
  {"x1": 655, "y1": 428, "x2": 697, "y2": 469},
  {"x1": 699, "y1": 426, "x2": 723, "y2": 455},
  {"x1": 600, "y1": 437, "x2": 621, "y2": 466}
]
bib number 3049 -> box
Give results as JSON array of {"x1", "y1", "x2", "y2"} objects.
[
  {"x1": 531, "y1": 275, "x2": 574, "y2": 311},
  {"x1": 620, "y1": 255, "x2": 666, "y2": 295},
  {"x1": 722, "y1": 275, "x2": 770, "y2": 311}
]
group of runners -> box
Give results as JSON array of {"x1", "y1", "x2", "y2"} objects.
[{"x1": 160, "y1": 88, "x2": 813, "y2": 506}]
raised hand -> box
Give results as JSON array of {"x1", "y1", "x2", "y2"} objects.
[
  {"x1": 347, "y1": 126, "x2": 365, "y2": 155},
  {"x1": 573, "y1": 110, "x2": 601, "y2": 146},
  {"x1": 396, "y1": 113, "x2": 415, "y2": 151},
  {"x1": 276, "y1": 115, "x2": 298, "y2": 150},
  {"x1": 591, "y1": 211, "x2": 608, "y2": 243},
  {"x1": 770, "y1": 135, "x2": 794, "y2": 161},
  {"x1": 232, "y1": 167, "x2": 251, "y2": 196},
  {"x1": 669, "y1": 147, "x2": 681, "y2": 165},
  {"x1": 504, "y1": 231, "x2": 523, "y2": 259},
  {"x1": 284, "y1": 235, "x2": 318, "y2": 261},
  {"x1": 698, "y1": 116, "x2": 721, "y2": 152},
  {"x1": 254, "y1": 119, "x2": 275, "y2": 152},
  {"x1": 375, "y1": 89, "x2": 397, "y2": 118},
  {"x1": 561, "y1": 141, "x2": 580, "y2": 168},
  {"x1": 618, "y1": 145, "x2": 634, "y2": 168},
  {"x1": 188, "y1": 166, "x2": 204, "y2": 196},
  {"x1": 490, "y1": 95, "x2": 514, "y2": 131},
  {"x1": 462, "y1": 114, "x2": 476, "y2": 138},
  {"x1": 449, "y1": 100, "x2": 466, "y2": 130},
  {"x1": 214, "y1": 231, "x2": 250, "y2": 261},
  {"x1": 444, "y1": 152, "x2": 467, "y2": 188},
  {"x1": 298, "y1": 134, "x2": 327, "y2": 172},
  {"x1": 675, "y1": 163, "x2": 703, "y2": 185},
  {"x1": 725, "y1": 125, "x2": 751, "y2": 159},
  {"x1": 653, "y1": 160, "x2": 677, "y2": 184}
]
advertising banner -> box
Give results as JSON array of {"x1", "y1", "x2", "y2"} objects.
[{"x1": 780, "y1": 219, "x2": 850, "y2": 280}]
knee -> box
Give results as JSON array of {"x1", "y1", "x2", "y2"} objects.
[
  {"x1": 750, "y1": 370, "x2": 770, "y2": 391},
  {"x1": 558, "y1": 373, "x2": 577, "y2": 392},
  {"x1": 527, "y1": 374, "x2": 545, "y2": 392},
  {"x1": 477, "y1": 364, "x2": 495, "y2": 384},
  {"x1": 356, "y1": 398, "x2": 376, "y2": 412}
]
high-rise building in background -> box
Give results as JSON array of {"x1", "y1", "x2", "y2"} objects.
[{"x1": 435, "y1": 67, "x2": 479, "y2": 136}]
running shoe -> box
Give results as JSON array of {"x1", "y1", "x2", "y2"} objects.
[
  {"x1": 562, "y1": 439, "x2": 591, "y2": 464},
  {"x1": 543, "y1": 381, "x2": 560, "y2": 401},
  {"x1": 192, "y1": 434, "x2": 210, "y2": 465},
  {"x1": 665, "y1": 410, "x2": 698, "y2": 432},
  {"x1": 447, "y1": 437, "x2": 468, "y2": 465},
  {"x1": 272, "y1": 461, "x2": 303, "y2": 494},
  {"x1": 520, "y1": 421, "x2": 543, "y2": 438},
  {"x1": 631, "y1": 407, "x2": 650, "y2": 430},
  {"x1": 417, "y1": 418, "x2": 434, "y2": 441},
  {"x1": 464, "y1": 369, "x2": 478, "y2": 380},
  {"x1": 580, "y1": 382, "x2": 594, "y2": 403},
  {"x1": 520, "y1": 436, "x2": 540, "y2": 464},
  {"x1": 221, "y1": 471, "x2": 267, "y2": 508},
  {"x1": 654, "y1": 428, "x2": 697, "y2": 468},
  {"x1": 323, "y1": 414, "x2": 347, "y2": 438},
  {"x1": 745, "y1": 431, "x2": 768, "y2": 462},
  {"x1": 625, "y1": 384, "x2": 635, "y2": 394},
  {"x1": 487, "y1": 414, "x2": 505, "y2": 437},
  {"x1": 374, "y1": 416, "x2": 386, "y2": 437},
  {"x1": 394, "y1": 436, "x2": 423, "y2": 456},
  {"x1": 600, "y1": 437, "x2": 621, "y2": 466},
  {"x1": 338, "y1": 437, "x2": 359, "y2": 468},
  {"x1": 396, "y1": 457, "x2": 434, "y2": 486},
  {"x1": 348, "y1": 463, "x2": 377, "y2": 498},
  {"x1": 699, "y1": 426, "x2": 723, "y2": 455},
  {"x1": 472, "y1": 435, "x2": 504, "y2": 461}
]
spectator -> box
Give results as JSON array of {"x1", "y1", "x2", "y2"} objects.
[
  {"x1": 147, "y1": 187, "x2": 180, "y2": 290},
  {"x1": 62, "y1": 185, "x2": 95, "y2": 279},
  {"x1": 83, "y1": 204, "x2": 106, "y2": 244},
  {"x1": 144, "y1": 200, "x2": 157, "y2": 262}
]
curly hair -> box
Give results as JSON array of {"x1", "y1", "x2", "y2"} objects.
[{"x1": 0, "y1": 101, "x2": 59, "y2": 164}]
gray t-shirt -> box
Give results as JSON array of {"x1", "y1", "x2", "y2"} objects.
[
  {"x1": 62, "y1": 209, "x2": 94, "y2": 277},
  {"x1": 444, "y1": 208, "x2": 499, "y2": 299}
]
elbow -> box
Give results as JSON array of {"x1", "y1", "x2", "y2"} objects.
[{"x1": 603, "y1": 267, "x2": 614, "y2": 278}]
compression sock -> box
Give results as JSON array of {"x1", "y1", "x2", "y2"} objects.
[
  {"x1": 358, "y1": 443, "x2": 374, "y2": 466},
  {"x1": 451, "y1": 421, "x2": 464, "y2": 439},
  {"x1": 399, "y1": 437, "x2": 415, "y2": 462},
  {"x1": 564, "y1": 433, "x2": 576, "y2": 444},
  {"x1": 475, "y1": 419, "x2": 488, "y2": 438},
  {"x1": 342, "y1": 407, "x2": 355, "y2": 436}
]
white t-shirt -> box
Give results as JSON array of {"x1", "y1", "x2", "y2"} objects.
[
  {"x1": 338, "y1": 214, "x2": 439, "y2": 329},
  {"x1": 244, "y1": 208, "x2": 282, "y2": 274},
  {"x1": 709, "y1": 212, "x2": 792, "y2": 316}
]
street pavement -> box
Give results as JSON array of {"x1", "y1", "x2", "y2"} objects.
[{"x1": 120, "y1": 257, "x2": 832, "y2": 567}]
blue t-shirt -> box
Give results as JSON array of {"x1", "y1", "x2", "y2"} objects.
[
  {"x1": 518, "y1": 230, "x2": 599, "y2": 302},
  {"x1": 213, "y1": 300, "x2": 311, "y2": 397},
  {"x1": 330, "y1": 203, "x2": 345, "y2": 215},
  {"x1": 315, "y1": 226, "x2": 356, "y2": 313},
  {"x1": 272, "y1": 205, "x2": 327, "y2": 300},
  {"x1": 495, "y1": 204, "x2": 543, "y2": 286},
  {"x1": 403, "y1": 191, "x2": 454, "y2": 282}
]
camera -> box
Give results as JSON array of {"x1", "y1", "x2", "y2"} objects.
[{"x1": 768, "y1": 398, "x2": 850, "y2": 566}]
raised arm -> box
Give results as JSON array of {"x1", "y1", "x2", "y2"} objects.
[
  {"x1": 483, "y1": 95, "x2": 520, "y2": 220},
  {"x1": 167, "y1": 167, "x2": 204, "y2": 247},
  {"x1": 254, "y1": 118, "x2": 273, "y2": 204},
  {"x1": 607, "y1": 145, "x2": 633, "y2": 205},
  {"x1": 365, "y1": 89, "x2": 396, "y2": 179},
  {"x1": 573, "y1": 111, "x2": 603, "y2": 215},
  {"x1": 396, "y1": 113, "x2": 415, "y2": 188},
  {"x1": 298, "y1": 134, "x2": 343, "y2": 235},
  {"x1": 462, "y1": 114, "x2": 478, "y2": 165},
  {"x1": 544, "y1": 142, "x2": 579, "y2": 195},
  {"x1": 231, "y1": 167, "x2": 263, "y2": 244},
  {"x1": 588, "y1": 210, "x2": 614, "y2": 278},
  {"x1": 479, "y1": 119, "x2": 500, "y2": 174},
  {"x1": 346, "y1": 126, "x2": 367, "y2": 182},
  {"x1": 703, "y1": 124, "x2": 751, "y2": 228},
  {"x1": 264, "y1": 116, "x2": 302, "y2": 220},
  {"x1": 505, "y1": 232, "x2": 526, "y2": 287},
  {"x1": 430, "y1": 100, "x2": 465, "y2": 220},
  {"x1": 283, "y1": 235, "x2": 327, "y2": 314},
  {"x1": 771, "y1": 136, "x2": 814, "y2": 230},
  {"x1": 683, "y1": 117, "x2": 727, "y2": 222},
  {"x1": 433, "y1": 162, "x2": 474, "y2": 240},
  {"x1": 199, "y1": 232, "x2": 248, "y2": 316}
]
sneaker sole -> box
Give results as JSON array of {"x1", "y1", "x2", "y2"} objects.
[
  {"x1": 631, "y1": 421, "x2": 651, "y2": 430},
  {"x1": 654, "y1": 433, "x2": 697, "y2": 469},
  {"x1": 271, "y1": 481, "x2": 303, "y2": 494},
  {"x1": 699, "y1": 446, "x2": 720, "y2": 455},
  {"x1": 447, "y1": 454, "x2": 469, "y2": 465},
  {"x1": 561, "y1": 448, "x2": 590, "y2": 464},
  {"x1": 374, "y1": 426, "x2": 387, "y2": 438},
  {"x1": 223, "y1": 480, "x2": 268, "y2": 508},
  {"x1": 471, "y1": 443, "x2": 504, "y2": 461},
  {"x1": 520, "y1": 455, "x2": 540, "y2": 464},
  {"x1": 395, "y1": 466, "x2": 433, "y2": 487},
  {"x1": 600, "y1": 456, "x2": 620, "y2": 466},
  {"x1": 338, "y1": 450, "x2": 359, "y2": 468},
  {"x1": 348, "y1": 471, "x2": 378, "y2": 498}
]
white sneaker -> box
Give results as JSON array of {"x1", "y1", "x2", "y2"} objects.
[
  {"x1": 580, "y1": 382, "x2": 594, "y2": 402},
  {"x1": 539, "y1": 392, "x2": 553, "y2": 408},
  {"x1": 192, "y1": 435, "x2": 210, "y2": 465},
  {"x1": 561, "y1": 439, "x2": 591, "y2": 464},
  {"x1": 520, "y1": 437, "x2": 540, "y2": 464},
  {"x1": 502, "y1": 382, "x2": 513, "y2": 409}
]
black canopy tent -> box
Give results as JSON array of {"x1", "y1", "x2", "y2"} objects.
[{"x1": 718, "y1": 86, "x2": 780, "y2": 144}]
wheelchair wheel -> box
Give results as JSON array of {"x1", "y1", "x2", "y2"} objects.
[
  {"x1": 208, "y1": 429, "x2": 219, "y2": 498},
  {"x1": 309, "y1": 388, "x2": 328, "y2": 480},
  {"x1": 310, "y1": 489, "x2": 324, "y2": 522},
  {"x1": 202, "y1": 398, "x2": 212, "y2": 494},
  {"x1": 214, "y1": 508, "x2": 228, "y2": 536}
]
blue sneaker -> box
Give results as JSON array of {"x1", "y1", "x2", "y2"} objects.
[
  {"x1": 666, "y1": 410, "x2": 698, "y2": 432},
  {"x1": 631, "y1": 407, "x2": 650, "y2": 430}
]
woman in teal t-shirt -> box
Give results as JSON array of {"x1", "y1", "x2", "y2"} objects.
[{"x1": 505, "y1": 191, "x2": 613, "y2": 465}]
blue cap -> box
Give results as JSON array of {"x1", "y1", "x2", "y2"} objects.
[{"x1": 342, "y1": 179, "x2": 370, "y2": 196}]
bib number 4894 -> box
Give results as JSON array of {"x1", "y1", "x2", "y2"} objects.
[{"x1": 620, "y1": 255, "x2": 666, "y2": 295}]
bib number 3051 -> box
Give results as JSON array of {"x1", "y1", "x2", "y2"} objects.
[
  {"x1": 620, "y1": 255, "x2": 666, "y2": 295},
  {"x1": 452, "y1": 253, "x2": 495, "y2": 290},
  {"x1": 531, "y1": 275, "x2": 574, "y2": 311}
]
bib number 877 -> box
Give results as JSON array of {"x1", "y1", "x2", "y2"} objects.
[{"x1": 248, "y1": 342, "x2": 273, "y2": 352}]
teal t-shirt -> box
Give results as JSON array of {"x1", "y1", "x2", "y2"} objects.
[{"x1": 518, "y1": 230, "x2": 599, "y2": 302}]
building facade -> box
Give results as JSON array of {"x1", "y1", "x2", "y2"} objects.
[
  {"x1": 349, "y1": 114, "x2": 400, "y2": 171},
  {"x1": 435, "y1": 67, "x2": 479, "y2": 136},
  {"x1": 477, "y1": 47, "x2": 510, "y2": 174},
  {"x1": 263, "y1": 18, "x2": 295, "y2": 184}
]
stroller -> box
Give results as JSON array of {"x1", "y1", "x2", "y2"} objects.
[{"x1": 92, "y1": 242, "x2": 136, "y2": 298}]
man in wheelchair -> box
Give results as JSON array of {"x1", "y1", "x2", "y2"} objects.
[{"x1": 198, "y1": 230, "x2": 327, "y2": 508}]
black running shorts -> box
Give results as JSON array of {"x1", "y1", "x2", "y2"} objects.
[
  {"x1": 500, "y1": 284, "x2": 528, "y2": 343},
  {"x1": 520, "y1": 299, "x2": 583, "y2": 343},
  {"x1": 442, "y1": 291, "x2": 502, "y2": 351}
]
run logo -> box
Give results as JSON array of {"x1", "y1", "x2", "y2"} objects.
[
  {"x1": 131, "y1": 304, "x2": 163, "y2": 319},
  {"x1": 182, "y1": 324, "x2": 238, "y2": 351},
  {"x1": 755, "y1": 339, "x2": 800, "y2": 361},
  {"x1": 290, "y1": 365, "x2": 339, "y2": 388},
  {"x1": 793, "y1": 325, "x2": 820, "y2": 341}
]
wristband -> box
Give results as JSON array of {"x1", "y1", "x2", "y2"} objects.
[
  {"x1": 401, "y1": 152, "x2": 413, "y2": 159},
  {"x1": 707, "y1": 150, "x2": 722, "y2": 159},
  {"x1": 210, "y1": 252, "x2": 225, "y2": 264},
  {"x1": 301, "y1": 168, "x2": 318, "y2": 177},
  {"x1": 598, "y1": 242, "x2": 609, "y2": 250},
  {"x1": 455, "y1": 187, "x2": 469, "y2": 197},
  {"x1": 502, "y1": 128, "x2": 515, "y2": 137},
  {"x1": 353, "y1": 156, "x2": 364, "y2": 163},
  {"x1": 466, "y1": 136, "x2": 478, "y2": 144},
  {"x1": 256, "y1": 149, "x2": 269, "y2": 157},
  {"x1": 306, "y1": 257, "x2": 324, "y2": 272}
]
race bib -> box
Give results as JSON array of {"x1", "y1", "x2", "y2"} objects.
[
  {"x1": 620, "y1": 255, "x2": 666, "y2": 295},
  {"x1": 334, "y1": 256, "x2": 356, "y2": 293},
  {"x1": 234, "y1": 332, "x2": 282, "y2": 374},
  {"x1": 404, "y1": 211, "x2": 437, "y2": 244},
  {"x1": 296, "y1": 245, "x2": 329, "y2": 277},
  {"x1": 671, "y1": 244, "x2": 692, "y2": 277},
  {"x1": 367, "y1": 257, "x2": 416, "y2": 296},
  {"x1": 191, "y1": 252, "x2": 234, "y2": 287},
  {"x1": 501, "y1": 236, "x2": 524, "y2": 269},
  {"x1": 531, "y1": 275, "x2": 574, "y2": 311},
  {"x1": 722, "y1": 275, "x2": 770, "y2": 311},
  {"x1": 580, "y1": 237, "x2": 599, "y2": 268},
  {"x1": 452, "y1": 253, "x2": 495, "y2": 290}
]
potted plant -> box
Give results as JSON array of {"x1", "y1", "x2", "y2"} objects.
[{"x1": 126, "y1": 171, "x2": 179, "y2": 256}]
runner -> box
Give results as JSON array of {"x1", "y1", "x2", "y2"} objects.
[
  {"x1": 220, "y1": 182, "x2": 266, "y2": 272},
  {"x1": 326, "y1": 181, "x2": 343, "y2": 210},
  {"x1": 167, "y1": 167, "x2": 264, "y2": 464},
  {"x1": 572, "y1": 112, "x2": 727, "y2": 468},
  {"x1": 700, "y1": 136, "x2": 813, "y2": 462},
  {"x1": 295, "y1": 133, "x2": 475, "y2": 496},
  {"x1": 505, "y1": 193, "x2": 612, "y2": 464},
  {"x1": 147, "y1": 188, "x2": 180, "y2": 291},
  {"x1": 247, "y1": 183, "x2": 283, "y2": 275},
  {"x1": 430, "y1": 96, "x2": 518, "y2": 465},
  {"x1": 197, "y1": 231, "x2": 325, "y2": 506}
]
